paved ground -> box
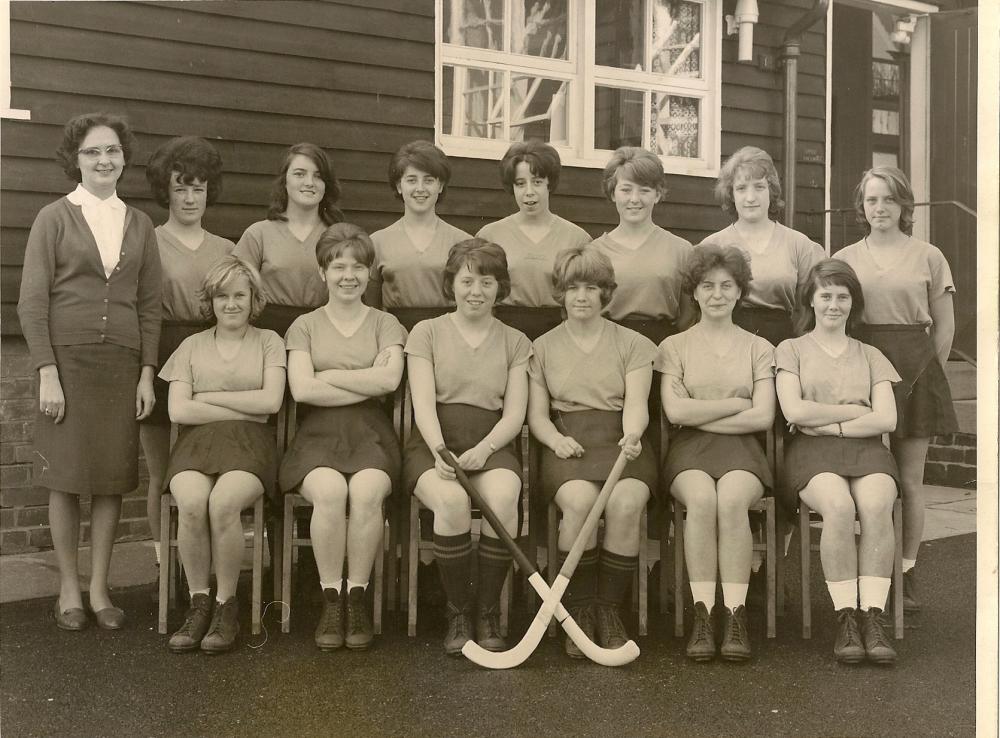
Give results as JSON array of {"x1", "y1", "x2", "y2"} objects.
[{"x1": 0, "y1": 489, "x2": 980, "y2": 738}]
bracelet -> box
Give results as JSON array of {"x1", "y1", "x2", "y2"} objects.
[{"x1": 837, "y1": 422, "x2": 844, "y2": 438}]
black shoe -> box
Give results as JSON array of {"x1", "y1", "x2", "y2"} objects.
[
  {"x1": 719, "y1": 605, "x2": 752, "y2": 662},
  {"x1": 902, "y1": 569, "x2": 921, "y2": 614},
  {"x1": 345, "y1": 587, "x2": 374, "y2": 650},
  {"x1": 833, "y1": 608, "x2": 866, "y2": 664},
  {"x1": 475, "y1": 603, "x2": 507, "y2": 652},
  {"x1": 443, "y1": 603, "x2": 473, "y2": 656},
  {"x1": 168, "y1": 593, "x2": 212, "y2": 653},
  {"x1": 860, "y1": 608, "x2": 897, "y2": 665},
  {"x1": 594, "y1": 603, "x2": 629, "y2": 650},
  {"x1": 564, "y1": 605, "x2": 596, "y2": 660},
  {"x1": 686, "y1": 602, "x2": 716, "y2": 662},
  {"x1": 200, "y1": 597, "x2": 239, "y2": 654},
  {"x1": 315, "y1": 588, "x2": 345, "y2": 651}
]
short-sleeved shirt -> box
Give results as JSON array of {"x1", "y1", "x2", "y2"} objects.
[
  {"x1": 404, "y1": 314, "x2": 531, "y2": 410},
  {"x1": 591, "y1": 226, "x2": 693, "y2": 321},
  {"x1": 372, "y1": 218, "x2": 471, "y2": 308},
  {"x1": 160, "y1": 326, "x2": 286, "y2": 394},
  {"x1": 834, "y1": 238, "x2": 955, "y2": 326},
  {"x1": 775, "y1": 334, "x2": 900, "y2": 407},
  {"x1": 659, "y1": 325, "x2": 774, "y2": 400},
  {"x1": 700, "y1": 223, "x2": 824, "y2": 312},
  {"x1": 476, "y1": 214, "x2": 591, "y2": 307},
  {"x1": 284, "y1": 306, "x2": 407, "y2": 372},
  {"x1": 234, "y1": 220, "x2": 327, "y2": 309},
  {"x1": 529, "y1": 319, "x2": 657, "y2": 412},
  {"x1": 156, "y1": 226, "x2": 235, "y2": 322}
]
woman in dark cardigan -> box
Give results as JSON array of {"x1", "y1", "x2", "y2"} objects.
[{"x1": 17, "y1": 112, "x2": 161, "y2": 631}]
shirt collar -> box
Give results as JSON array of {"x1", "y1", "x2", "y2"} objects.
[{"x1": 67, "y1": 184, "x2": 126, "y2": 212}]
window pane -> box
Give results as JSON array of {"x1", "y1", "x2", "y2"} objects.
[
  {"x1": 651, "y1": 93, "x2": 700, "y2": 158},
  {"x1": 512, "y1": 0, "x2": 569, "y2": 59},
  {"x1": 595, "y1": 86, "x2": 644, "y2": 150},
  {"x1": 510, "y1": 75, "x2": 569, "y2": 144},
  {"x1": 443, "y1": 0, "x2": 503, "y2": 50},
  {"x1": 652, "y1": 0, "x2": 702, "y2": 78},
  {"x1": 595, "y1": 0, "x2": 643, "y2": 70},
  {"x1": 442, "y1": 65, "x2": 506, "y2": 139}
]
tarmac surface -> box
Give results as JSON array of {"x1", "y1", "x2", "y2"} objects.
[{"x1": 0, "y1": 488, "x2": 979, "y2": 738}]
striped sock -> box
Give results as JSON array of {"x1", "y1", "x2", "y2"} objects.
[
  {"x1": 596, "y1": 549, "x2": 638, "y2": 608},
  {"x1": 434, "y1": 531, "x2": 473, "y2": 610},
  {"x1": 477, "y1": 535, "x2": 512, "y2": 610},
  {"x1": 560, "y1": 547, "x2": 599, "y2": 610}
]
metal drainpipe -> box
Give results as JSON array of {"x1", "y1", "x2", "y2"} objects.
[{"x1": 782, "y1": 0, "x2": 830, "y2": 229}]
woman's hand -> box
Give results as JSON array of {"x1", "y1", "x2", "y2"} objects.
[
  {"x1": 433, "y1": 452, "x2": 457, "y2": 481},
  {"x1": 618, "y1": 433, "x2": 642, "y2": 461},
  {"x1": 457, "y1": 441, "x2": 492, "y2": 472},
  {"x1": 38, "y1": 365, "x2": 65, "y2": 424},
  {"x1": 135, "y1": 367, "x2": 156, "y2": 420},
  {"x1": 553, "y1": 434, "x2": 584, "y2": 459}
]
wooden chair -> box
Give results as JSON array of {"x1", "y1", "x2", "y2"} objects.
[
  {"x1": 798, "y1": 497, "x2": 904, "y2": 639},
  {"x1": 278, "y1": 399, "x2": 389, "y2": 634}
]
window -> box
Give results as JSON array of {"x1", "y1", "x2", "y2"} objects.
[{"x1": 436, "y1": 0, "x2": 721, "y2": 176}]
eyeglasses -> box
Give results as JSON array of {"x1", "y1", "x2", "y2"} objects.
[{"x1": 78, "y1": 145, "x2": 124, "y2": 158}]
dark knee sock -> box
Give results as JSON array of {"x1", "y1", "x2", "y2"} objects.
[
  {"x1": 560, "y1": 547, "x2": 598, "y2": 610},
  {"x1": 477, "y1": 535, "x2": 512, "y2": 610},
  {"x1": 597, "y1": 549, "x2": 638, "y2": 608},
  {"x1": 434, "y1": 531, "x2": 473, "y2": 610}
]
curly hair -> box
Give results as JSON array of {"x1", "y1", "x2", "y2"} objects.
[
  {"x1": 682, "y1": 243, "x2": 753, "y2": 302},
  {"x1": 551, "y1": 244, "x2": 617, "y2": 308},
  {"x1": 600, "y1": 146, "x2": 667, "y2": 201},
  {"x1": 715, "y1": 146, "x2": 784, "y2": 220},
  {"x1": 267, "y1": 142, "x2": 344, "y2": 225},
  {"x1": 315, "y1": 222, "x2": 375, "y2": 269},
  {"x1": 198, "y1": 256, "x2": 267, "y2": 324},
  {"x1": 55, "y1": 112, "x2": 136, "y2": 184},
  {"x1": 795, "y1": 259, "x2": 866, "y2": 336},
  {"x1": 442, "y1": 238, "x2": 511, "y2": 303},
  {"x1": 853, "y1": 166, "x2": 915, "y2": 235},
  {"x1": 145, "y1": 136, "x2": 224, "y2": 209},
  {"x1": 388, "y1": 140, "x2": 452, "y2": 203},
  {"x1": 499, "y1": 140, "x2": 562, "y2": 194}
]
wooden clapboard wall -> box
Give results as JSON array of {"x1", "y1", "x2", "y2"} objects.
[{"x1": 1, "y1": 0, "x2": 827, "y2": 336}]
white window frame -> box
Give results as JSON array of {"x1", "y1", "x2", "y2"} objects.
[{"x1": 435, "y1": 0, "x2": 721, "y2": 177}]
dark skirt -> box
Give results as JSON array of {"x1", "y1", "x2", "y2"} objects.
[
  {"x1": 538, "y1": 409, "x2": 658, "y2": 504},
  {"x1": 856, "y1": 323, "x2": 958, "y2": 439},
  {"x1": 33, "y1": 343, "x2": 140, "y2": 496},
  {"x1": 780, "y1": 434, "x2": 899, "y2": 511},
  {"x1": 388, "y1": 307, "x2": 450, "y2": 332},
  {"x1": 143, "y1": 320, "x2": 207, "y2": 427},
  {"x1": 733, "y1": 306, "x2": 793, "y2": 347},
  {"x1": 255, "y1": 304, "x2": 314, "y2": 337},
  {"x1": 403, "y1": 403, "x2": 522, "y2": 495},
  {"x1": 279, "y1": 400, "x2": 401, "y2": 494},
  {"x1": 663, "y1": 427, "x2": 773, "y2": 492},
  {"x1": 495, "y1": 306, "x2": 563, "y2": 341},
  {"x1": 163, "y1": 420, "x2": 278, "y2": 499}
]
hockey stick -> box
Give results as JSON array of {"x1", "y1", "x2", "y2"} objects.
[{"x1": 436, "y1": 446, "x2": 638, "y2": 668}]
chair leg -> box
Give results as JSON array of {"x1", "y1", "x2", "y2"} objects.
[
  {"x1": 673, "y1": 502, "x2": 684, "y2": 638},
  {"x1": 892, "y1": 498, "x2": 904, "y2": 639},
  {"x1": 251, "y1": 497, "x2": 264, "y2": 636},
  {"x1": 407, "y1": 498, "x2": 419, "y2": 637},
  {"x1": 637, "y1": 508, "x2": 648, "y2": 636},
  {"x1": 800, "y1": 504, "x2": 812, "y2": 639},
  {"x1": 158, "y1": 494, "x2": 172, "y2": 635},
  {"x1": 764, "y1": 499, "x2": 776, "y2": 639},
  {"x1": 281, "y1": 495, "x2": 295, "y2": 634}
]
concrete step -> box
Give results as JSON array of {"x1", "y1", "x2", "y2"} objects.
[{"x1": 945, "y1": 360, "x2": 976, "y2": 401}]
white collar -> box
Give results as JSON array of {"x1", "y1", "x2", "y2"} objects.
[{"x1": 67, "y1": 184, "x2": 126, "y2": 212}]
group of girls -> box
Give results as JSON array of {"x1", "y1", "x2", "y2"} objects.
[{"x1": 19, "y1": 111, "x2": 956, "y2": 667}]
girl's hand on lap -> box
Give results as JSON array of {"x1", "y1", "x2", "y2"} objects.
[{"x1": 618, "y1": 433, "x2": 641, "y2": 461}]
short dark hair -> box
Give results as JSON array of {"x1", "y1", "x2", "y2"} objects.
[
  {"x1": 600, "y1": 146, "x2": 667, "y2": 200},
  {"x1": 145, "y1": 136, "x2": 224, "y2": 208},
  {"x1": 795, "y1": 259, "x2": 866, "y2": 335},
  {"x1": 267, "y1": 142, "x2": 344, "y2": 226},
  {"x1": 715, "y1": 146, "x2": 784, "y2": 220},
  {"x1": 55, "y1": 112, "x2": 136, "y2": 183},
  {"x1": 442, "y1": 238, "x2": 511, "y2": 302},
  {"x1": 853, "y1": 166, "x2": 915, "y2": 235},
  {"x1": 499, "y1": 140, "x2": 562, "y2": 194},
  {"x1": 683, "y1": 243, "x2": 753, "y2": 306},
  {"x1": 315, "y1": 222, "x2": 375, "y2": 269},
  {"x1": 388, "y1": 140, "x2": 452, "y2": 203},
  {"x1": 551, "y1": 244, "x2": 617, "y2": 308}
]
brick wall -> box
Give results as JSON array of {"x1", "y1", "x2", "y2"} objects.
[
  {"x1": 925, "y1": 432, "x2": 977, "y2": 489},
  {"x1": 1, "y1": 337, "x2": 152, "y2": 554}
]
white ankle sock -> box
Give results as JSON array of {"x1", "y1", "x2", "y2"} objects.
[
  {"x1": 902, "y1": 558, "x2": 916, "y2": 573},
  {"x1": 346, "y1": 579, "x2": 368, "y2": 592},
  {"x1": 859, "y1": 575, "x2": 891, "y2": 611},
  {"x1": 721, "y1": 582, "x2": 749, "y2": 610},
  {"x1": 320, "y1": 581, "x2": 342, "y2": 593},
  {"x1": 689, "y1": 581, "x2": 716, "y2": 608},
  {"x1": 189, "y1": 588, "x2": 210, "y2": 598},
  {"x1": 826, "y1": 578, "x2": 858, "y2": 611}
]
